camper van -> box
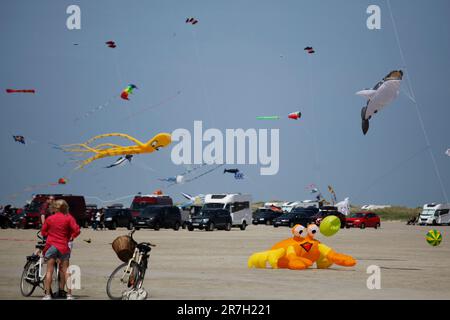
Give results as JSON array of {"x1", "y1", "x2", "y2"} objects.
[
  {"x1": 203, "y1": 194, "x2": 252, "y2": 230},
  {"x1": 418, "y1": 203, "x2": 450, "y2": 226}
]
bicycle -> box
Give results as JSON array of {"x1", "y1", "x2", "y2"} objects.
[
  {"x1": 106, "y1": 229, "x2": 155, "y2": 300},
  {"x1": 20, "y1": 231, "x2": 59, "y2": 297}
]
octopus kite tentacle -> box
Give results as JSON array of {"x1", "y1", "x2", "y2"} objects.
[
  {"x1": 85, "y1": 133, "x2": 146, "y2": 147},
  {"x1": 60, "y1": 132, "x2": 172, "y2": 170}
]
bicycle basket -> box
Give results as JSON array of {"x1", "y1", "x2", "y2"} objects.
[{"x1": 112, "y1": 235, "x2": 137, "y2": 262}]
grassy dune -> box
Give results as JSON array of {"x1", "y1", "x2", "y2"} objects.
[
  {"x1": 252, "y1": 201, "x2": 421, "y2": 221},
  {"x1": 350, "y1": 206, "x2": 421, "y2": 221}
]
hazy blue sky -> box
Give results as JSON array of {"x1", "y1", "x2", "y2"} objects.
[{"x1": 1, "y1": 0, "x2": 449, "y2": 208}]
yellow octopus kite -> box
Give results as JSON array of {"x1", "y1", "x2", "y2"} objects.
[{"x1": 61, "y1": 132, "x2": 172, "y2": 169}]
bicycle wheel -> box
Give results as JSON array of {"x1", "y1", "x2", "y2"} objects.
[
  {"x1": 20, "y1": 261, "x2": 38, "y2": 297},
  {"x1": 106, "y1": 261, "x2": 140, "y2": 300}
]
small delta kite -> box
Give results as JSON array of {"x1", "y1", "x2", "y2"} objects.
[
  {"x1": 105, "y1": 155, "x2": 133, "y2": 168},
  {"x1": 121, "y1": 84, "x2": 137, "y2": 100},
  {"x1": 186, "y1": 17, "x2": 198, "y2": 25},
  {"x1": 106, "y1": 41, "x2": 116, "y2": 48},
  {"x1": 356, "y1": 70, "x2": 403, "y2": 135},
  {"x1": 6, "y1": 89, "x2": 35, "y2": 94},
  {"x1": 13, "y1": 135, "x2": 25, "y2": 144}
]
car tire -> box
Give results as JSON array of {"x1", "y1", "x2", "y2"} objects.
[
  {"x1": 135, "y1": 227, "x2": 140, "y2": 231},
  {"x1": 225, "y1": 222, "x2": 232, "y2": 231},
  {"x1": 154, "y1": 222, "x2": 160, "y2": 231},
  {"x1": 188, "y1": 225, "x2": 194, "y2": 231},
  {"x1": 240, "y1": 221, "x2": 247, "y2": 231},
  {"x1": 174, "y1": 222, "x2": 180, "y2": 231},
  {"x1": 346, "y1": 225, "x2": 350, "y2": 229},
  {"x1": 207, "y1": 222, "x2": 215, "y2": 232},
  {"x1": 274, "y1": 224, "x2": 278, "y2": 228},
  {"x1": 360, "y1": 223, "x2": 365, "y2": 229}
]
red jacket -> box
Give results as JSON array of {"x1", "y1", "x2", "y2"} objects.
[{"x1": 41, "y1": 212, "x2": 80, "y2": 255}]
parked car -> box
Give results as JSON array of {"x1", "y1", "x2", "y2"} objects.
[
  {"x1": 25, "y1": 194, "x2": 88, "y2": 228},
  {"x1": 104, "y1": 208, "x2": 134, "y2": 230},
  {"x1": 315, "y1": 210, "x2": 347, "y2": 228},
  {"x1": 133, "y1": 206, "x2": 182, "y2": 230},
  {"x1": 187, "y1": 209, "x2": 232, "y2": 231},
  {"x1": 346, "y1": 212, "x2": 380, "y2": 229},
  {"x1": 0, "y1": 214, "x2": 10, "y2": 229},
  {"x1": 9, "y1": 212, "x2": 26, "y2": 229},
  {"x1": 273, "y1": 207, "x2": 319, "y2": 228},
  {"x1": 252, "y1": 208, "x2": 280, "y2": 225}
]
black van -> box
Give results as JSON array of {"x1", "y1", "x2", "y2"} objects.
[
  {"x1": 134, "y1": 206, "x2": 182, "y2": 231},
  {"x1": 104, "y1": 208, "x2": 134, "y2": 230},
  {"x1": 187, "y1": 209, "x2": 232, "y2": 231}
]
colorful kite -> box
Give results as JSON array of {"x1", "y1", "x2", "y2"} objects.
[
  {"x1": 13, "y1": 136, "x2": 25, "y2": 144},
  {"x1": 186, "y1": 17, "x2": 198, "y2": 25},
  {"x1": 356, "y1": 70, "x2": 403, "y2": 135},
  {"x1": 58, "y1": 178, "x2": 68, "y2": 185},
  {"x1": 60, "y1": 132, "x2": 171, "y2": 169},
  {"x1": 288, "y1": 111, "x2": 302, "y2": 120},
  {"x1": 106, "y1": 41, "x2": 116, "y2": 48},
  {"x1": 105, "y1": 155, "x2": 133, "y2": 168},
  {"x1": 121, "y1": 84, "x2": 138, "y2": 101},
  {"x1": 248, "y1": 224, "x2": 356, "y2": 270},
  {"x1": 328, "y1": 185, "x2": 337, "y2": 204},
  {"x1": 257, "y1": 111, "x2": 302, "y2": 121},
  {"x1": 6, "y1": 89, "x2": 35, "y2": 94},
  {"x1": 304, "y1": 47, "x2": 315, "y2": 54}
]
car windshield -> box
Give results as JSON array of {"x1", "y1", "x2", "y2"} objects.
[
  {"x1": 131, "y1": 202, "x2": 152, "y2": 210},
  {"x1": 350, "y1": 213, "x2": 365, "y2": 218},
  {"x1": 203, "y1": 203, "x2": 225, "y2": 210},
  {"x1": 27, "y1": 201, "x2": 44, "y2": 212},
  {"x1": 421, "y1": 209, "x2": 435, "y2": 216},
  {"x1": 256, "y1": 210, "x2": 276, "y2": 216},
  {"x1": 278, "y1": 212, "x2": 294, "y2": 219},
  {"x1": 141, "y1": 207, "x2": 162, "y2": 217},
  {"x1": 291, "y1": 209, "x2": 316, "y2": 216},
  {"x1": 197, "y1": 210, "x2": 221, "y2": 218},
  {"x1": 105, "y1": 209, "x2": 120, "y2": 217}
]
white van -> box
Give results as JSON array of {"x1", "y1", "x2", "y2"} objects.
[
  {"x1": 419, "y1": 203, "x2": 450, "y2": 225},
  {"x1": 203, "y1": 194, "x2": 252, "y2": 230},
  {"x1": 281, "y1": 201, "x2": 302, "y2": 213}
]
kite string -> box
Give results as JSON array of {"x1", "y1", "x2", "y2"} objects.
[
  {"x1": 386, "y1": 0, "x2": 448, "y2": 202},
  {"x1": 355, "y1": 145, "x2": 430, "y2": 202}
]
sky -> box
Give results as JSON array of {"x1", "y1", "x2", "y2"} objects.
[{"x1": 0, "y1": 0, "x2": 449, "y2": 208}]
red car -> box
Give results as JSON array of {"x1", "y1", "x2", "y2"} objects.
[{"x1": 346, "y1": 212, "x2": 380, "y2": 229}]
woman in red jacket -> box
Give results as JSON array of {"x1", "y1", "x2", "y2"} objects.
[{"x1": 41, "y1": 200, "x2": 80, "y2": 300}]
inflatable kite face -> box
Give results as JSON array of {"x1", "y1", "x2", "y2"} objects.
[
  {"x1": 147, "y1": 133, "x2": 172, "y2": 151},
  {"x1": 357, "y1": 70, "x2": 403, "y2": 135},
  {"x1": 292, "y1": 224, "x2": 306, "y2": 238}
]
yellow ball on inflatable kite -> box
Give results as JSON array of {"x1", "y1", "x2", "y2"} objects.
[{"x1": 320, "y1": 215, "x2": 341, "y2": 237}]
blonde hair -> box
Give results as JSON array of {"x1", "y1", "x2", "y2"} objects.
[{"x1": 52, "y1": 199, "x2": 69, "y2": 214}]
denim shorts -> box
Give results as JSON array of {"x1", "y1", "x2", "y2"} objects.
[{"x1": 44, "y1": 245, "x2": 70, "y2": 261}]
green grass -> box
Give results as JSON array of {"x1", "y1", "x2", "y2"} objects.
[
  {"x1": 252, "y1": 201, "x2": 421, "y2": 221},
  {"x1": 350, "y1": 206, "x2": 421, "y2": 221}
]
